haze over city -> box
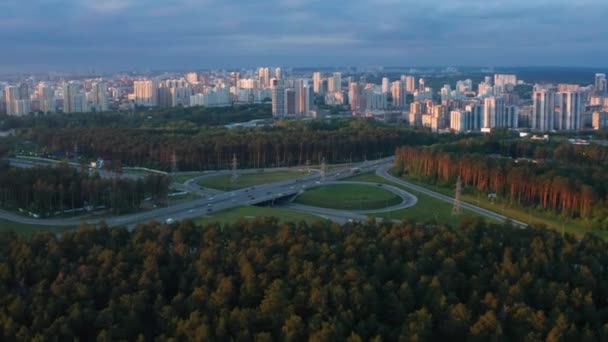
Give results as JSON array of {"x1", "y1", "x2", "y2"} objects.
[{"x1": 1, "y1": 0, "x2": 608, "y2": 72}]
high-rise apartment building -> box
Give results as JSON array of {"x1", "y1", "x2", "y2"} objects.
[
  {"x1": 348, "y1": 82, "x2": 359, "y2": 112},
  {"x1": 90, "y1": 81, "x2": 108, "y2": 112},
  {"x1": 313, "y1": 72, "x2": 322, "y2": 94},
  {"x1": 37, "y1": 83, "x2": 54, "y2": 113},
  {"x1": 134, "y1": 80, "x2": 158, "y2": 107},
  {"x1": 271, "y1": 78, "x2": 285, "y2": 117},
  {"x1": 4, "y1": 86, "x2": 19, "y2": 115},
  {"x1": 391, "y1": 81, "x2": 405, "y2": 108},
  {"x1": 556, "y1": 91, "x2": 584, "y2": 130},
  {"x1": 532, "y1": 89, "x2": 556, "y2": 131},
  {"x1": 63, "y1": 82, "x2": 87, "y2": 113},
  {"x1": 403, "y1": 75, "x2": 416, "y2": 92},
  {"x1": 328, "y1": 72, "x2": 341, "y2": 93},
  {"x1": 483, "y1": 96, "x2": 506, "y2": 129},
  {"x1": 592, "y1": 111, "x2": 608, "y2": 129},
  {"x1": 381, "y1": 77, "x2": 390, "y2": 94},
  {"x1": 493, "y1": 74, "x2": 517, "y2": 94},
  {"x1": 595, "y1": 73, "x2": 607, "y2": 93}
]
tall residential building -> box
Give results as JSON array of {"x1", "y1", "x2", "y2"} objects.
[
  {"x1": 381, "y1": 77, "x2": 390, "y2": 94},
  {"x1": 14, "y1": 99, "x2": 31, "y2": 116},
  {"x1": 409, "y1": 102, "x2": 423, "y2": 127},
  {"x1": 63, "y1": 82, "x2": 86, "y2": 113},
  {"x1": 4, "y1": 86, "x2": 19, "y2": 115},
  {"x1": 592, "y1": 111, "x2": 608, "y2": 129},
  {"x1": 391, "y1": 81, "x2": 405, "y2": 108},
  {"x1": 313, "y1": 72, "x2": 322, "y2": 94},
  {"x1": 37, "y1": 83, "x2": 54, "y2": 113},
  {"x1": 483, "y1": 96, "x2": 506, "y2": 129},
  {"x1": 348, "y1": 82, "x2": 360, "y2": 112},
  {"x1": 403, "y1": 75, "x2": 416, "y2": 92},
  {"x1": 596, "y1": 73, "x2": 607, "y2": 93},
  {"x1": 258, "y1": 67, "x2": 271, "y2": 88},
  {"x1": 465, "y1": 104, "x2": 483, "y2": 131},
  {"x1": 532, "y1": 89, "x2": 556, "y2": 131},
  {"x1": 284, "y1": 89, "x2": 296, "y2": 115},
  {"x1": 556, "y1": 91, "x2": 584, "y2": 130},
  {"x1": 493, "y1": 74, "x2": 517, "y2": 94},
  {"x1": 185, "y1": 72, "x2": 199, "y2": 84},
  {"x1": 90, "y1": 81, "x2": 108, "y2": 112},
  {"x1": 451, "y1": 110, "x2": 473, "y2": 132},
  {"x1": 274, "y1": 67, "x2": 282, "y2": 80},
  {"x1": 328, "y1": 72, "x2": 341, "y2": 93},
  {"x1": 271, "y1": 79, "x2": 285, "y2": 117},
  {"x1": 18, "y1": 83, "x2": 29, "y2": 101},
  {"x1": 294, "y1": 79, "x2": 310, "y2": 116},
  {"x1": 134, "y1": 80, "x2": 158, "y2": 107}
]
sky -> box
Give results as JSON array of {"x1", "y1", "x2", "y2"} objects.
[{"x1": 1, "y1": 0, "x2": 607, "y2": 72}]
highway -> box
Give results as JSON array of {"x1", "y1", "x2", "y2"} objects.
[
  {"x1": 0, "y1": 157, "x2": 398, "y2": 228},
  {"x1": 0, "y1": 156, "x2": 526, "y2": 229}
]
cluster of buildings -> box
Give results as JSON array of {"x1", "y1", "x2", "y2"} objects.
[
  {"x1": 2, "y1": 68, "x2": 608, "y2": 132},
  {"x1": 2, "y1": 80, "x2": 108, "y2": 115}
]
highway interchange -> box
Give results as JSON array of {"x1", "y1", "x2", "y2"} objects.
[{"x1": 0, "y1": 156, "x2": 526, "y2": 229}]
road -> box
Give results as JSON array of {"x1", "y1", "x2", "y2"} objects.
[
  {"x1": 376, "y1": 164, "x2": 528, "y2": 227},
  {"x1": 0, "y1": 157, "x2": 398, "y2": 228}
]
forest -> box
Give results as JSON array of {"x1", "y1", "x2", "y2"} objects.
[
  {"x1": 20, "y1": 120, "x2": 455, "y2": 171},
  {"x1": 0, "y1": 104, "x2": 272, "y2": 130},
  {"x1": 394, "y1": 138, "x2": 608, "y2": 229},
  {"x1": 0, "y1": 163, "x2": 170, "y2": 215},
  {"x1": 0, "y1": 218, "x2": 606, "y2": 340}
]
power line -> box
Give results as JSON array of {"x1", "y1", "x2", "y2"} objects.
[{"x1": 452, "y1": 175, "x2": 462, "y2": 215}]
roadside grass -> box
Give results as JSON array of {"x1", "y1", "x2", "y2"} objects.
[
  {"x1": 387, "y1": 170, "x2": 608, "y2": 240},
  {"x1": 0, "y1": 219, "x2": 76, "y2": 238}
]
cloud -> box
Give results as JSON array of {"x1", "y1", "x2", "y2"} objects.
[{"x1": 0, "y1": 0, "x2": 607, "y2": 72}]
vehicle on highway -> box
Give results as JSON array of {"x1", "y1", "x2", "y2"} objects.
[{"x1": 165, "y1": 218, "x2": 175, "y2": 224}]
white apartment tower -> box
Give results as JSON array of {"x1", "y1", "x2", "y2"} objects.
[
  {"x1": 532, "y1": 89, "x2": 556, "y2": 131},
  {"x1": 134, "y1": 80, "x2": 158, "y2": 107}
]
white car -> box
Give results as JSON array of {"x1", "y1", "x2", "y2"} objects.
[{"x1": 165, "y1": 218, "x2": 175, "y2": 224}]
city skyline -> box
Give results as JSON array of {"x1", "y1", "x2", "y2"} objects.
[{"x1": 1, "y1": 0, "x2": 608, "y2": 73}]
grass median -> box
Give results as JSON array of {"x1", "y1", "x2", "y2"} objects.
[{"x1": 197, "y1": 171, "x2": 308, "y2": 191}]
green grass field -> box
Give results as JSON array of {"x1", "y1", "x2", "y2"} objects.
[
  {"x1": 0, "y1": 219, "x2": 76, "y2": 238},
  {"x1": 343, "y1": 173, "x2": 485, "y2": 225},
  {"x1": 197, "y1": 171, "x2": 308, "y2": 191},
  {"x1": 294, "y1": 184, "x2": 402, "y2": 210},
  {"x1": 389, "y1": 171, "x2": 608, "y2": 240},
  {"x1": 194, "y1": 206, "x2": 323, "y2": 226}
]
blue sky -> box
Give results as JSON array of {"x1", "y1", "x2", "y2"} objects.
[{"x1": 1, "y1": 0, "x2": 607, "y2": 72}]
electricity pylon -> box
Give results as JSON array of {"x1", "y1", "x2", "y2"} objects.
[{"x1": 452, "y1": 176, "x2": 462, "y2": 215}]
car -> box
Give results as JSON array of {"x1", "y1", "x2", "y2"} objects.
[
  {"x1": 289, "y1": 186, "x2": 295, "y2": 189},
  {"x1": 207, "y1": 208, "x2": 212, "y2": 212},
  {"x1": 315, "y1": 181, "x2": 321, "y2": 184},
  {"x1": 207, "y1": 203, "x2": 211, "y2": 207},
  {"x1": 347, "y1": 219, "x2": 354, "y2": 223},
  {"x1": 209, "y1": 197, "x2": 214, "y2": 200},
  {"x1": 377, "y1": 183, "x2": 383, "y2": 187},
  {"x1": 266, "y1": 191, "x2": 272, "y2": 195},
  {"x1": 165, "y1": 218, "x2": 175, "y2": 224},
  {"x1": 188, "y1": 209, "x2": 194, "y2": 213}
]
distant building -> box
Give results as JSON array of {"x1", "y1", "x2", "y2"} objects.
[
  {"x1": 271, "y1": 78, "x2": 285, "y2": 117},
  {"x1": 595, "y1": 73, "x2": 607, "y2": 93},
  {"x1": 134, "y1": 80, "x2": 158, "y2": 107},
  {"x1": 592, "y1": 111, "x2": 608, "y2": 130},
  {"x1": 532, "y1": 88, "x2": 556, "y2": 131}
]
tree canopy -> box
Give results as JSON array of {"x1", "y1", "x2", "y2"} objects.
[{"x1": 0, "y1": 218, "x2": 606, "y2": 340}]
